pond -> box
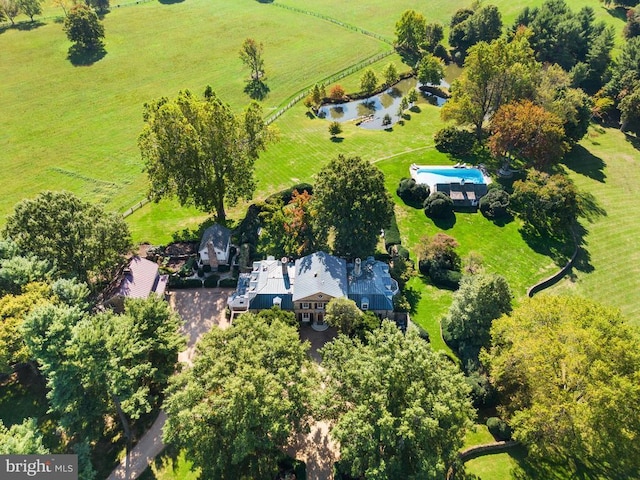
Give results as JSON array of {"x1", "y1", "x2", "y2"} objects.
[{"x1": 318, "y1": 77, "x2": 447, "y2": 130}]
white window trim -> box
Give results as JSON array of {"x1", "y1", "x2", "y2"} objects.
[{"x1": 301, "y1": 302, "x2": 310, "y2": 309}]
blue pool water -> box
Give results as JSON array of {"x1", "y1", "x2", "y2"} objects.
[{"x1": 415, "y1": 167, "x2": 485, "y2": 184}]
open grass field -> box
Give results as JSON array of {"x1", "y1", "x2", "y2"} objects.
[
  {"x1": 0, "y1": 0, "x2": 389, "y2": 222},
  {"x1": 549, "y1": 127, "x2": 640, "y2": 325}
]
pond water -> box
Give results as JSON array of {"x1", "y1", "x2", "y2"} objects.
[{"x1": 318, "y1": 77, "x2": 447, "y2": 130}]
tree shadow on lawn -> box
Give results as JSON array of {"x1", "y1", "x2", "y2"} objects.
[
  {"x1": 158, "y1": 0, "x2": 185, "y2": 4},
  {"x1": 486, "y1": 211, "x2": 515, "y2": 228},
  {"x1": 512, "y1": 450, "x2": 610, "y2": 480},
  {"x1": 603, "y1": 5, "x2": 628, "y2": 22},
  {"x1": 520, "y1": 226, "x2": 574, "y2": 267},
  {"x1": 0, "y1": 20, "x2": 45, "y2": 34},
  {"x1": 562, "y1": 145, "x2": 606, "y2": 183},
  {"x1": 244, "y1": 79, "x2": 270, "y2": 101},
  {"x1": 330, "y1": 136, "x2": 344, "y2": 143},
  {"x1": 403, "y1": 284, "x2": 422, "y2": 315},
  {"x1": 624, "y1": 132, "x2": 640, "y2": 152},
  {"x1": 431, "y1": 212, "x2": 456, "y2": 230},
  {"x1": 68, "y1": 45, "x2": 107, "y2": 66}
]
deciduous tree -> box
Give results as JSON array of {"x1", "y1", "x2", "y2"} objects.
[
  {"x1": 139, "y1": 89, "x2": 270, "y2": 222},
  {"x1": 0, "y1": 0, "x2": 20, "y2": 25},
  {"x1": 510, "y1": 170, "x2": 579, "y2": 236},
  {"x1": 63, "y1": 4, "x2": 104, "y2": 51},
  {"x1": 239, "y1": 38, "x2": 265, "y2": 81},
  {"x1": 382, "y1": 62, "x2": 399, "y2": 87},
  {"x1": 314, "y1": 155, "x2": 393, "y2": 258},
  {"x1": 442, "y1": 273, "x2": 511, "y2": 358},
  {"x1": 483, "y1": 295, "x2": 640, "y2": 478},
  {"x1": 360, "y1": 68, "x2": 378, "y2": 94},
  {"x1": 163, "y1": 314, "x2": 315, "y2": 479},
  {"x1": 3, "y1": 191, "x2": 131, "y2": 283},
  {"x1": 417, "y1": 53, "x2": 444, "y2": 85},
  {"x1": 394, "y1": 9, "x2": 427, "y2": 59},
  {"x1": 442, "y1": 30, "x2": 538, "y2": 136},
  {"x1": 321, "y1": 321, "x2": 474, "y2": 479},
  {"x1": 325, "y1": 297, "x2": 378, "y2": 340},
  {"x1": 328, "y1": 121, "x2": 342, "y2": 138},
  {"x1": 18, "y1": 0, "x2": 42, "y2": 21},
  {"x1": 489, "y1": 100, "x2": 569, "y2": 169},
  {"x1": 449, "y1": 4, "x2": 503, "y2": 59}
]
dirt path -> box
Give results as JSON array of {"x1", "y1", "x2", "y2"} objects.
[{"x1": 106, "y1": 289, "x2": 230, "y2": 480}]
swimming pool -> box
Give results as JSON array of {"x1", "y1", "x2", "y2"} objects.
[{"x1": 410, "y1": 165, "x2": 490, "y2": 187}]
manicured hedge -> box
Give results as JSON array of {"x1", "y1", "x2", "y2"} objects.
[
  {"x1": 219, "y1": 278, "x2": 239, "y2": 288},
  {"x1": 396, "y1": 177, "x2": 429, "y2": 208},
  {"x1": 424, "y1": 192, "x2": 454, "y2": 219},
  {"x1": 384, "y1": 212, "x2": 401, "y2": 250},
  {"x1": 203, "y1": 275, "x2": 220, "y2": 288},
  {"x1": 169, "y1": 276, "x2": 203, "y2": 289}
]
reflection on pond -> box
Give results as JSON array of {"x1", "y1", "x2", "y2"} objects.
[{"x1": 318, "y1": 77, "x2": 447, "y2": 130}]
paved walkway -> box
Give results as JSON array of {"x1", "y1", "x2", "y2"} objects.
[{"x1": 106, "y1": 288, "x2": 230, "y2": 480}]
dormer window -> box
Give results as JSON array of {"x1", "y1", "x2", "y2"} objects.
[{"x1": 361, "y1": 297, "x2": 369, "y2": 311}]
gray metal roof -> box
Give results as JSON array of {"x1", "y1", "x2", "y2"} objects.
[
  {"x1": 293, "y1": 252, "x2": 347, "y2": 301},
  {"x1": 347, "y1": 257, "x2": 398, "y2": 311},
  {"x1": 199, "y1": 224, "x2": 231, "y2": 252}
]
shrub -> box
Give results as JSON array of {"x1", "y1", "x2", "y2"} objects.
[
  {"x1": 396, "y1": 177, "x2": 429, "y2": 207},
  {"x1": 486, "y1": 417, "x2": 512, "y2": 441},
  {"x1": 169, "y1": 276, "x2": 203, "y2": 289},
  {"x1": 197, "y1": 268, "x2": 204, "y2": 277},
  {"x1": 424, "y1": 192, "x2": 454, "y2": 219},
  {"x1": 393, "y1": 293, "x2": 410, "y2": 312},
  {"x1": 203, "y1": 275, "x2": 220, "y2": 288},
  {"x1": 396, "y1": 245, "x2": 410, "y2": 260},
  {"x1": 329, "y1": 84, "x2": 345, "y2": 100},
  {"x1": 382, "y1": 113, "x2": 392, "y2": 126},
  {"x1": 219, "y1": 278, "x2": 239, "y2": 288},
  {"x1": 428, "y1": 268, "x2": 461, "y2": 289},
  {"x1": 217, "y1": 264, "x2": 230, "y2": 273},
  {"x1": 479, "y1": 188, "x2": 510, "y2": 219},
  {"x1": 434, "y1": 126, "x2": 476, "y2": 157},
  {"x1": 202, "y1": 264, "x2": 212, "y2": 273},
  {"x1": 384, "y1": 213, "x2": 401, "y2": 250}
]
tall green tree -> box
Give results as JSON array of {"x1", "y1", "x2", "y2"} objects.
[
  {"x1": 394, "y1": 9, "x2": 427, "y2": 59},
  {"x1": 321, "y1": 321, "x2": 474, "y2": 479},
  {"x1": 63, "y1": 4, "x2": 104, "y2": 51},
  {"x1": 23, "y1": 297, "x2": 184, "y2": 442},
  {"x1": 510, "y1": 170, "x2": 579, "y2": 237},
  {"x1": 441, "y1": 30, "x2": 538, "y2": 136},
  {"x1": 442, "y1": 273, "x2": 511, "y2": 363},
  {"x1": 417, "y1": 53, "x2": 445, "y2": 85},
  {"x1": 163, "y1": 314, "x2": 315, "y2": 480},
  {"x1": 483, "y1": 295, "x2": 640, "y2": 478},
  {"x1": 3, "y1": 191, "x2": 131, "y2": 283},
  {"x1": 17, "y1": 0, "x2": 42, "y2": 21},
  {"x1": 239, "y1": 37, "x2": 265, "y2": 81},
  {"x1": 325, "y1": 297, "x2": 378, "y2": 340},
  {"x1": 360, "y1": 68, "x2": 378, "y2": 94},
  {"x1": 139, "y1": 89, "x2": 271, "y2": 222},
  {"x1": 449, "y1": 4, "x2": 503, "y2": 59},
  {"x1": 382, "y1": 63, "x2": 399, "y2": 87},
  {"x1": 314, "y1": 155, "x2": 393, "y2": 258}
]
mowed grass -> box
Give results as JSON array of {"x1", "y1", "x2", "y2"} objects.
[
  {"x1": 549, "y1": 127, "x2": 640, "y2": 325},
  {"x1": 0, "y1": 0, "x2": 388, "y2": 223}
]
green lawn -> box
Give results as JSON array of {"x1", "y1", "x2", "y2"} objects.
[
  {"x1": 0, "y1": 0, "x2": 388, "y2": 224},
  {"x1": 549, "y1": 127, "x2": 640, "y2": 325}
]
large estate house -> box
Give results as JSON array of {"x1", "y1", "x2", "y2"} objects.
[{"x1": 228, "y1": 251, "x2": 399, "y2": 330}]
